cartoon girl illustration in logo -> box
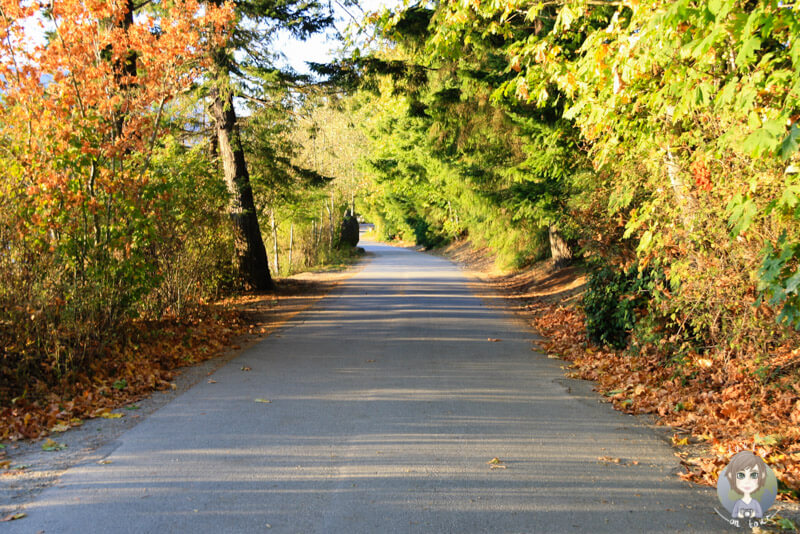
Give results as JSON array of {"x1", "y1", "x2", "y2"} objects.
[{"x1": 723, "y1": 451, "x2": 769, "y2": 519}]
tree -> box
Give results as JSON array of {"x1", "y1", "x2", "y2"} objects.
[
  {"x1": 206, "y1": 0, "x2": 334, "y2": 290},
  {"x1": 0, "y1": 0, "x2": 233, "y2": 370}
]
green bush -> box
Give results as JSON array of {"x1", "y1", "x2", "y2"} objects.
[{"x1": 582, "y1": 264, "x2": 658, "y2": 350}]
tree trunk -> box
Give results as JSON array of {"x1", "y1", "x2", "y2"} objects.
[
  {"x1": 270, "y1": 208, "x2": 280, "y2": 276},
  {"x1": 327, "y1": 193, "x2": 334, "y2": 248},
  {"x1": 288, "y1": 221, "x2": 294, "y2": 272},
  {"x1": 312, "y1": 219, "x2": 317, "y2": 247},
  {"x1": 549, "y1": 225, "x2": 572, "y2": 269},
  {"x1": 209, "y1": 84, "x2": 274, "y2": 290},
  {"x1": 666, "y1": 145, "x2": 697, "y2": 230}
]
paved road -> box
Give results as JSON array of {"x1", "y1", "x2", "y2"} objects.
[{"x1": 8, "y1": 241, "x2": 726, "y2": 533}]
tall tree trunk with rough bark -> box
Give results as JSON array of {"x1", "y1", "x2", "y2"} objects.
[
  {"x1": 549, "y1": 225, "x2": 573, "y2": 269},
  {"x1": 209, "y1": 83, "x2": 274, "y2": 290}
]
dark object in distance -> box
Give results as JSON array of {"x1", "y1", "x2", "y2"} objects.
[{"x1": 340, "y1": 214, "x2": 360, "y2": 248}]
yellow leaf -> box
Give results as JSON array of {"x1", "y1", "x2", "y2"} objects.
[
  {"x1": 254, "y1": 398, "x2": 272, "y2": 404},
  {"x1": 100, "y1": 412, "x2": 124, "y2": 419},
  {"x1": 50, "y1": 423, "x2": 70, "y2": 432},
  {"x1": 671, "y1": 434, "x2": 689, "y2": 446}
]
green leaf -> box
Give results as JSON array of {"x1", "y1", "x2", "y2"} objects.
[
  {"x1": 736, "y1": 36, "x2": 761, "y2": 67},
  {"x1": 785, "y1": 271, "x2": 800, "y2": 295},
  {"x1": 779, "y1": 123, "x2": 800, "y2": 161},
  {"x1": 41, "y1": 438, "x2": 67, "y2": 451},
  {"x1": 637, "y1": 230, "x2": 654, "y2": 253},
  {"x1": 743, "y1": 119, "x2": 786, "y2": 156},
  {"x1": 715, "y1": 77, "x2": 738, "y2": 109},
  {"x1": 555, "y1": 5, "x2": 575, "y2": 31},
  {"x1": 727, "y1": 194, "x2": 757, "y2": 236},
  {"x1": 694, "y1": 83, "x2": 712, "y2": 107}
]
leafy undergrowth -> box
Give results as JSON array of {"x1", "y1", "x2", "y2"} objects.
[
  {"x1": 0, "y1": 277, "x2": 344, "y2": 443},
  {"x1": 0, "y1": 306, "x2": 246, "y2": 442},
  {"x1": 532, "y1": 301, "x2": 800, "y2": 503}
]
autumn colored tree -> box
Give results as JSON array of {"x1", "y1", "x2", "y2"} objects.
[{"x1": 0, "y1": 0, "x2": 233, "y2": 377}]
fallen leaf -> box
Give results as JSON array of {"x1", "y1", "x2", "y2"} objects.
[
  {"x1": 0, "y1": 512, "x2": 26, "y2": 522},
  {"x1": 241, "y1": 366, "x2": 251, "y2": 371},
  {"x1": 42, "y1": 438, "x2": 67, "y2": 451},
  {"x1": 671, "y1": 435, "x2": 689, "y2": 446},
  {"x1": 487, "y1": 338, "x2": 500, "y2": 342},
  {"x1": 100, "y1": 412, "x2": 124, "y2": 419},
  {"x1": 207, "y1": 379, "x2": 217, "y2": 384},
  {"x1": 254, "y1": 398, "x2": 272, "y2": 403},
  {"x1": 50, "y1": 423, "x2": 70, "y2": 432},
  {"x1": 98, "y1": 460, "x2": 113, "y2": 465},
  {"x1": 487, "y1": 457, "x2": 507, "y2": 468},
  {"x1": 598, "y1": 456, "x2": 621, "y2": 464},
  {"x1": 125, "y1": 404, "x2": 141, "y2": 410},
  {"x1": 0, "y1": 460, "x2": 10, "y2": 469}
]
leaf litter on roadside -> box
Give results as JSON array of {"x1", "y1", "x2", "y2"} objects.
[{"x1": 528, "y1": 299, "x2": 800, "y2": 500}]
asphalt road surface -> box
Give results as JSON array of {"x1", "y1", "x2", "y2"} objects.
[{"x1": 7, "y1": 240, "x2": 726, "y2": 533}]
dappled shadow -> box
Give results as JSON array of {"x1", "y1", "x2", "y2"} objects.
[{"x1": 9, "y1": 242, "x2": 723, "y2": 534}]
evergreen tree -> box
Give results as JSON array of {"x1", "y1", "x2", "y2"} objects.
[{"x1": 207, "y1": 0, "x2": 334, "y2": 290}]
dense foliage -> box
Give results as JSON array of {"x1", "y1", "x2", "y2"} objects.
[
  {"x1": 0, "y1": 0, "x2": 234, "y2": 385},
  {"x1": 344, "y1": 0, "x2": 800, "y2": 353},
  {"x1": 0, "y1": 0, "x2": 356, "y2": 414},
  {"x1": 331, "y1": 0, "x2": 800, "y2": 495}
]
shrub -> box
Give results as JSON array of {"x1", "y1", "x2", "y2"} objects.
[{"x1": 582, "y1": 263, "x2": 658, "y2": 350}]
